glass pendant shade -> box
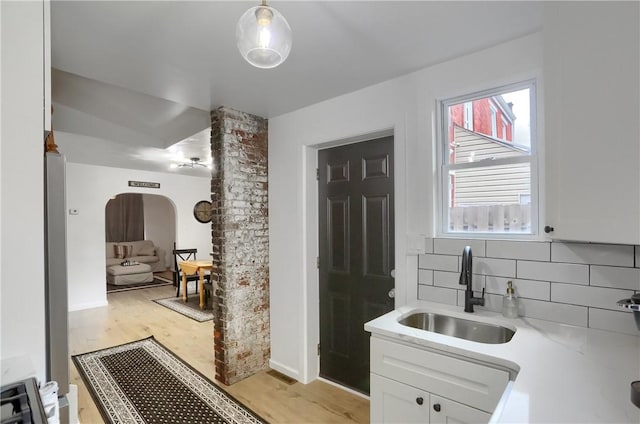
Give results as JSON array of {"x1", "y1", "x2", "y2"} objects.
[{"x1": 236, "y1": 3, "x2": 292, "y2": 69}]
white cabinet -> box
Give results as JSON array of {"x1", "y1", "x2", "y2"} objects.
[
  {"x1": 371, "y1": 374, "x2": 490, "y2": 424},
  {"x1": 371, "y1": 374, "x2": 429, "y2": 424},
  {"x1": 430, "y1": 395, "x2": 490, "y2": 424},
  {"x1": 543, "y1": 2, "x2": 640, "y2": 245},
  {"x1": 370, "y1": 336, "x2": 508, "y2": 424}
]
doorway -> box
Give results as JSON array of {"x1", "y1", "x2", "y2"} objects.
[
  {"x1": 104, "y1": 193, "x2": 175, "y2": 289},
  {"x1": 318, "y1": 136, "x2": 395, "y2": 394}
]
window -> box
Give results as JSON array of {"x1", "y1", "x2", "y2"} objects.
[
  {"x1": 437, "y1": 80, "x2": 537, "y2": 236},
  {"x1": 463, "y1": 102, "x2": 473, "y2": 129}
]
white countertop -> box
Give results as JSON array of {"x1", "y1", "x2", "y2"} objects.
[{"x1": 365, "y1": 302, "x2": 640, "y2": 423}]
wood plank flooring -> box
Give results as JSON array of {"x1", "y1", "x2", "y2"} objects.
[{"x1": 69, "y1": 285, "x2": 370, "y2": 423}]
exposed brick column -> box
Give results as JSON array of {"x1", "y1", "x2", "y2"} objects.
[{"x1": 210, "y1": 106, "x2": 269, "y2": 385}]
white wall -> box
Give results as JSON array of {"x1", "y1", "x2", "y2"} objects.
[
  {"x1": 143, "y1": 193, "x2": 176, "y2": 270},
  {"x1": 269, "y1": 33, "x2": 543, "y2": 383},
  {"x1": 0, "y1": 0, "x2": 47, "y2": 381},
  {"x1": 65, "y1": 161, "x2": 211, "y2": 311}
]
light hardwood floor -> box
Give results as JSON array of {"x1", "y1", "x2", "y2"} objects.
[{"x1": 69, "y1": 285, "x2": 370, "y2": 423}]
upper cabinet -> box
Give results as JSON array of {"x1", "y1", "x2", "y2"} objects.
[{"x1": 543, "y1": 2, "x2": 640, "y2": 245}]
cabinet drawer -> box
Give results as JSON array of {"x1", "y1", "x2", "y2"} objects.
[{"x1": 371, "y1": 337, "x2": 509, "y2": 413}]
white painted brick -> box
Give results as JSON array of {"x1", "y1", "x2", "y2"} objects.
[
  {"x1": 418, "y1": 285, "x2": 458, "y2": 306},
  {"x1": 588, "y1": 308, "x2": 640, "y2": 336},
  {"x1": 517, "y1": 261, "x2": 589, "y2": 285},
  {"x1": 518, "y1": 298, "x2": 588, "y2": 327},
  {"x1": 434, "y1": 271, "x2": 485, "y2": 290},
  {"x1": 590, "y1": 266, "x2": 640, "y2": 291},
  {"x1": 551, "y1": 242, "x2": 634, "y2": 267},
  {"x1": 471, "y1": 257, "x2": 516, "y2": 278},
  {"x1": 551, "y1": 283, "x2": 634, "y2": 311},
  {"x1": 434, "y1": 238, "x2": 485, "y2": 256},
  {"x1": 418, "y1": 254, "x2": 458, "y2": 272},
  {"x1": 418, "y1": 269, "x2": 433, "y2": 285},
  {"x1": 484, "y1": 276, "x2": 550, "y2": 301},
  {"x1": 486, "y1": 240, "x2": 550, "y2": 261}
]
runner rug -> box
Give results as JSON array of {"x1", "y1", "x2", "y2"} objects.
[
  {"x1": 72, "y1": 337, "x2": 266, "y2": 424},
  {"x1": 153, "y1": 295, "x2": 214, "y2": 322}
]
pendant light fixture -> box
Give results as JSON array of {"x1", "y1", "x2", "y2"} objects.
[{"x1": 236, "y1": 0, "x2": 292, "y2": 69}]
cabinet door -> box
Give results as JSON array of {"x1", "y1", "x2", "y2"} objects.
[
  {"x1": 430, "y1": 395, "x2": 490, "y2": 424},
  {"x1": 371, "y1": 374, "x2": 430, "y2": 424},
  {"x1": 544, "y1": 2, "x2": 639, "y2": 244}
]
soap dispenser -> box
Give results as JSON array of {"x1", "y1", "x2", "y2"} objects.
[{"x1": 502, "y1": 281, "x2": 519, "y2": 318}]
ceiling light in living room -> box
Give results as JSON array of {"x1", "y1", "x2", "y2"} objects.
[
  {"x1": 236, "y1": 0, "x2": 292, "y2": 69},
  {"x1": 171, "y1": 157, "x2": 211, "y2": 169}
]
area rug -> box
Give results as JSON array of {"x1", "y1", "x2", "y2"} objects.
[
  {"x1": 106, "y1": 278, "x2": 172, "y2": 293},
  {"x1": 72, "y1": 336, "x2": 266, "y2": 424},
  {"x1": 153, "y1": 295, "x2": 214, "y2": 322}
]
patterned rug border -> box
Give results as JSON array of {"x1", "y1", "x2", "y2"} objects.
[
  {"x1": 106, "y1": 277, "x2": 172, "y2": 293},
  {"x1": 72, "y1": 336, "x2": 267, "y2": 424},
  {"x1": 153, "y1": 296, "x2": 214, "y2": 322}
]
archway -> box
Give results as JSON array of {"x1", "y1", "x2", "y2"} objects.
[{"x1": 104, "y1": 192, "x2": 176, "y2": 290}]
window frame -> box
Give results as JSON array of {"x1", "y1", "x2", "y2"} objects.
[{"x1": 435, "y1": 79, "x2": 539, "y2": 239}]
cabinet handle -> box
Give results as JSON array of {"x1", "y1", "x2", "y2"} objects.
[
  {"x1": 433, "y1": 403, "x2": 441, "y2": 412},
  {"x1": 415, "y1": 397, "x2": 423, "y2": 405},
  {"x1": 544, "y1": 225, "x2": 554, "y2": 233}
]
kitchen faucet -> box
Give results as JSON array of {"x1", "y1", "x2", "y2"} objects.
[{"x1": 459, "y1": 246, "x2": 485, "y2": 312}]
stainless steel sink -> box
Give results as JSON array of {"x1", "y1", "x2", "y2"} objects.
[{"x1": 398, "y1": 312, "x2": 515, "y2": 344}]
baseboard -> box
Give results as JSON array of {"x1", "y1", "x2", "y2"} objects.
[
  {"x1": 68, "y1": 300, "x2": 108, "y2": 312},
  {"x1": 317, "y1": 377, "x2": 370, "y2": 400},
  {"x1": 268, "y1": 359, "x2": 301, "y2": 382}
]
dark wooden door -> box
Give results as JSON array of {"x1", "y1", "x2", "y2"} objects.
[{"x1": 318, "y1": 136, "x2": 395, "y2": 394}]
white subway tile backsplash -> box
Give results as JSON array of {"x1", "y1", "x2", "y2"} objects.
[
  {"x1": 588, "y1": 308, "x2": 639, "y2": 336},
  {"x1": 434, "y1": 238, "x2": 485, "y2": 256},
  {"x1": 486, "y1": 240, "x2": 550, "y2": 261},
  {"x1": 433, "y1": 271, "x2": 460, "y2": 289},
  {"x1": 590, "y1": 266, "x2": 640, "y2": 291},
  {"x1": 434, "y1": 271, "x2": 485, "y2": 290},
  {"x1": 425, "y1": 238, "x2": 434, "y2": 254},
  {"x1": 470, "y1": 293, "x2": 503, "y2": 314},
  {"x1": 418, "y1": 269, "x2": 433, "y2": 285},
  {"x1": 551, "y1": 242, "x2": 634, "y2": 267},
  {"x1": 471, "y1": 257, "x2": 516, "y2": 278},
  {"x1": 518, "y1": 298, "x2": 588, "y2": 327},
  {"x1": 418, "y1": 285, "x2": 458, "y2": 306},
  {"x1": 517, "y1": 261, "x2": 589, "y2": 285},
  {"x1": 551, "y1": 283, "x2": 634, "y2": 311},
  {"x1": 484, "y1": 276, "x2": 550, "y2": 301},
  {"x1": 418, "y1": 254, "x2": 458, "y2": 272},
  {"x1": 418, "y1": 238, "x2": 640, "y2": 332}
]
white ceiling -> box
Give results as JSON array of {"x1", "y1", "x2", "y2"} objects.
[{"x1": 51, "y1": 1, "x2": 543, "y2": 175}]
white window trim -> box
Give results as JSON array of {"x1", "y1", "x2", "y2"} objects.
[
  {"x1": 463, "y1": 101, "x2": 473, "y2": 130},
  {"x1": 490, "y1": 104, "x2": 497, "y2": 137},
  {"x1": 435, "y1": 79, "x2": 539, "y2": 240}
]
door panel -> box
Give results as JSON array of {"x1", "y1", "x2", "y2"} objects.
[
  {"x1": 328, "y1": 197, "x2": 350, "y2": 273},
  {"x1": 363, "y1": 194, "x2": 390, "y2": 277},
  {"x1": 318, "y1": 136, "x2": 394, "y2": 394}
]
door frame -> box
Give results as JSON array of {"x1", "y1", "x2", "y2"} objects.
[{"x1": 299, "y1": 127, "x2": 411, "y2": 385}]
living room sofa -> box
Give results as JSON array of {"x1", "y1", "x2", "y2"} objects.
[{"x1": 106, "y1": 240, "x2": 166, "y2": 273}]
